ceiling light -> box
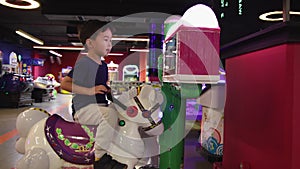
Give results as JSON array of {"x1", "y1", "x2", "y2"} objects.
[
  {"x1": 108, "y1": 53, "x2": 124, "y2": 56},
  {"x1": 129, "y1": 49, "x2": 149, "y2": 52},
  {"x1": 16, "y1": 29, "x2": 44, "y2": 45},
  {"x1": 71, "y1": 42, "x2": 83, "y2": 46},
  {"x1": 259, "y1": 11, "x2": 300, "y2": 21},
  {"x1": 69, "y1": 37, "x2": 149, "y2": 47},
  {"x1": 0, "y1": 0, "x2": 40, "y2": 9},
  {"x1": 33, "y1": 46, "x2": 84, "y2": 50},
  {"x1": 49, "y1": 50, "x2": 62, "y2": 57},
  {"x1": 112, "y1": 37, "x2": 149, "y2": 42},
  {"x1": 80, "y1": 52, "x2": 123, "y2": 56}
]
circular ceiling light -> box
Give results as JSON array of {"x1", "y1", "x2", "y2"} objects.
[
  {"x1": 0, "y1": 0, "x2": 40, "y2": 9},
  {"x1": 259, "y1": 11, "x2": 300, "y2": 21}
]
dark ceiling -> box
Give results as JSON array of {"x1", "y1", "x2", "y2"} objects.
[{"x1": 0, "y1": 0, "x2": 299, "y2": 52}]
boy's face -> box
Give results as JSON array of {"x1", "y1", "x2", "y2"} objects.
[{"x1": 89, "y1": 28, "x2": 112, "y2": 57}]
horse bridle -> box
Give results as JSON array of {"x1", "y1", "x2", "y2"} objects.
[{"x1": 111, "y1": 94, "x2": 162, "y2": 131}]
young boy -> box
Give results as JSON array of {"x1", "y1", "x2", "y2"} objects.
[{"x1": 61, "y1": 20, "x2": 127, "y2": 169}]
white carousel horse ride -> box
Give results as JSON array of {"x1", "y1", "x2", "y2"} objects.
[{"x1": 15, "y1": 84, "x2": 164, "y2": 169}]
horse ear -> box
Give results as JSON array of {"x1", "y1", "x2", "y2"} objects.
[
  {"x1": 139, "y1": 85, "x2": 164, "y2": 104},
  {"x1": 128, "y1": 87, "x2": 137, "y2": 99},
  {"x1": 139, "y1": 85, "x2": 155, "y2": 101}
]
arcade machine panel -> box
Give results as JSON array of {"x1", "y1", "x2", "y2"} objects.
[
  {"x1": 163, "y1": 26, "x2": 220, "y2": 84},
  {"x1": 123, "y1": 65, "x2": 139, "y2": 82},
  {"x1": 107, "y1": 61, "x2": 119, "y2": 82}
]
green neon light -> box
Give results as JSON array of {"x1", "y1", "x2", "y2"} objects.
[{"x1": 238, "y1": 0, "x2": 243, "y2": 15}]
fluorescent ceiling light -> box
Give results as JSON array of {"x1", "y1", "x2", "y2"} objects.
[
  {"x1": 0, "y1": 0, "x2": 40, "y2": 9},
  {"x1": 259, "y1": 11, "x2": 300, "y2": 21},
  {"x1": 108, "y1": 53, "x2": 124, "y2": 56},
  {"x1": 81, "y1": 52, "x2": 123, "y2": 56},
  {"x1": 34, "y1": 46, "x2": 124, "y2": 56},
  {"x1": 130, "y1": 48, "x2": 149, "y2": 52},
  {"x1": 70, "y1": 37, "x2": 149, "y2": 47},
  {"x1": 112, "y1": 37, "x2": 149, "y2": 42},
  {"x1": 71, "y1": 42, "x2": 83, "y2": 46},
  {"x1": 49, "y1": 50, "x2": 62, "y2": 57},
  {"x1": 16, "y1": 29, "x2": 44, "y2": 45},
  {"x1": 33, "y1": 46, "x2": 84, "y2": 50}
]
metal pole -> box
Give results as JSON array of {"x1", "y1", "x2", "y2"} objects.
[
  {"x1": 159, "y1": 84, "x2": 186, "y2": 169},
  {"x1": 283, "y1": 0, "x2": 290, "y2": 22},
  {"x1": 159, "y1": 83, "x2": 202, "y2": 169}
]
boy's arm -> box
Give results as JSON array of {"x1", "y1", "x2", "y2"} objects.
[{"x1": 61, "y1": 76, "x2": 107, "y2": 95}]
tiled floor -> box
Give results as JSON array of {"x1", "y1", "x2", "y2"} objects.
[{"x1": 0, "y1": 93, "x2": 212, "y2": 169}]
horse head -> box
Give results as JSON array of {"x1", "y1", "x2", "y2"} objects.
[{"x1": 113, "y1": 84, "x2": 164, "y2": 136}]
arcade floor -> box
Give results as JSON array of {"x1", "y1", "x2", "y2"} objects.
[{"x1": 0, "y1": 93, "x2": 213, "y2": 169}]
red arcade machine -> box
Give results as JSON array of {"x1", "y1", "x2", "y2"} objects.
[{"x1": 217, "y1": 21, "x2": 300, "y2": 169}]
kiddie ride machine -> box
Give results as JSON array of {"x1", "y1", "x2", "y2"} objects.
[
  {"x1": 0, "y1": 52, "x2": 34, "y2": 108},
  {"x1": 15, "y1": 84, "x2": 164, "y2": 169},
  {"x1": 32, "y1": 74, "x2": 61, "y2": 102},
  {"x1": 14, "y1": 4, "x2": 225, "y2": 169},
  {"x1": 158, "y1": 4, "x2": 226, "y2": 168}
]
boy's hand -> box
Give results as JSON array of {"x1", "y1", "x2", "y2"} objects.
[{"x1": 90, "y1": 85, "x2": 108, "y2": 95}]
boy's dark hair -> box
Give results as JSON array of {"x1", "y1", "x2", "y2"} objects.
[{"x1": 79, "y1": 20, "x2": 114, "y2": 45}]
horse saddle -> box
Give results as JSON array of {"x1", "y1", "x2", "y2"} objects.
[{"x1": 45, "y1": 114, "x2": 97, "y2": 165}]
